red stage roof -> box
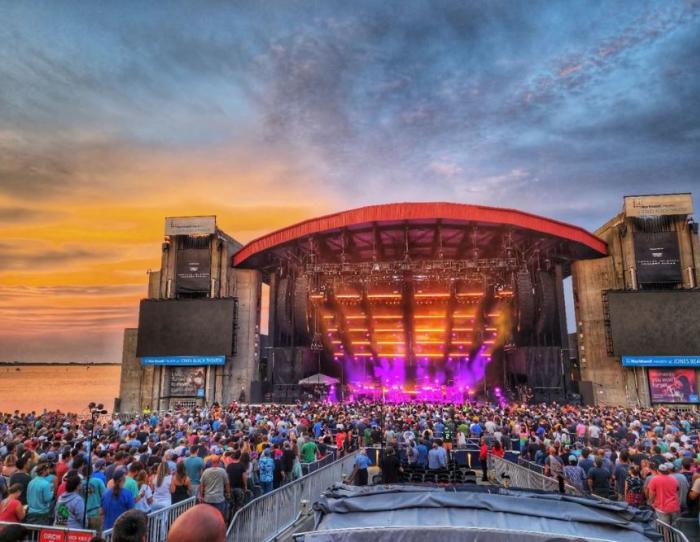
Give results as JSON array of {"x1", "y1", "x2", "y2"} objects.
[{"x1": 233, "y1": 202, "x2": 607, "y2": 267}]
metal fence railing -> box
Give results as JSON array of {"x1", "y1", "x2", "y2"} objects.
[
  {"x1": 0, "y1": 521, "x2": 96, "y2": 541},
  {"x1": 226, "y1": 451, "x2": 358, "y2": 542},
  {"x1": 517, "y1": 456, "x2": 546, "y2": 474},
  {"x1": 102, "y1": 496, "x2": 197, "y2": 542},
  {"x1": 489, "y1": 455, "x2": 690, "y2": 542},
  {"x1": 489, "y1": 454, "x2": 582, "y2": 495},
  {"x1": 656, "y1": 521, "x2": 692, "y2": 542},
  {"x1": 301, "y1": 448, "x2": 338, "y2": 475}
]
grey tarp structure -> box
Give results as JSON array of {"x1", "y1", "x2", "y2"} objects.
[
  {"x1": 302, "y1": 484, "x2": 661, "y2": 542},
  {"x1": 299, "y1": 374, "x2": 340, "y2": 386}
]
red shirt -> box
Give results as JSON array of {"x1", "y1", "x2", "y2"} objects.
[
  {"x1": 0, "y1": 498, "x2": 22, "y2": 523},
  {"x1": 648, "y1": 474, "x2": 680, "y2": 514}
]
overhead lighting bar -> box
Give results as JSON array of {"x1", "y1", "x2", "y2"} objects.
[
  {"x1": 414, "y1": 293, "x2": 450, "y2": 298},
  {"x1": 367, "y1": 293, "x2": 402, "y2": 299}
]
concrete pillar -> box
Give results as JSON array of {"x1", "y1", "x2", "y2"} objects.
[{"x1": 223, "y1": 268, "x2": 262, "y2": 403}]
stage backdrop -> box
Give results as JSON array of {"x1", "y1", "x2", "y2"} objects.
[{"x1": 648, "y1": 368, "x2": 699, "y2": 404}]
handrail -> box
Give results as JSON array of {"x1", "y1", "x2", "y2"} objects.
[{"x1": 226, "y1": 451, "x2": 358, "y2": 542}]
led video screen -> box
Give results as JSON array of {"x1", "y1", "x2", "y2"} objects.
[
  {"x1": 648, "y1": 368, "x2": 699, "y2": 404},
  {"x1": 607, "y1": 290, "x2": 700, "y2": 356},
  {"x1": 136, "y1": 298, "x2": 236, "y2": 357}
]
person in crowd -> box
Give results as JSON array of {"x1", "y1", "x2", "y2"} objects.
[
  {"x1": 167, "y1": 504, "x2": 226, "y2": 542},
  {"x1": 1, "y1": 455, "x2": 17, "y2": 479},
  {"x1": 54, "y1": 474, "x2": 85, "y2": 529},
  {"x1": 151, "y1": 461, "x2": 173, "y2": 511},
  {"x1": 647, "y1": 463, "x2": 680, "y2": 526},
  {"x1": 545, "y1": 447, "x2": 565, "y2": 494},
  {"x1": 199, "y1": 456, "x2": 230, "y2": 519},
  {"x1": 7, "y1": 459, "x2": 30, "y2": 506},
  {"x1": 479, "y1": 437, "x2": 489, "y2": 482},
  {"x1": 133, "y1": 470, "x2": 152, "y2": 513},
  {"x1": 101, "y1": 469, "x2": 134, "y2": 531},
  {"x1": 428, "y1": 439, "x2": 448, "y2": 470},
  {"x1": 380, "y1": 446, "x2": 402, "y2": 483},
  {"x1": 226, "y1": 451, "x2": 249, "y2": 511},
  {"x1": 564, "y1": 456, "x2": 586, "y2": 493},
  {"x1": 111, "y1": 509, "x2": 148, "y2": 542},
  {"x1": 587, "y1": 457, "x2": 612, "y2": 499},
  {"x1": 0, "y1": 484, "x2": 25, "y2": 524},
  {"x1": 257, "y1": 449, "x2": 275, "y2": 494},
  {"x1": 624, "y1": 465, "x2": 645, "y2": 507},
  {"x1": 170, "y1": 462, "x2": 191, "y2": 504},
  {"x1": 349, "y1": 448, "x2": 371, "y2": 486},
  {"x1": 84, "y1": 468, "x2": 106, "y2": 532},
  {"x1": 183, "y1": 446, "x2": 204, "y2": 498},
  {"x1": 25, "y1": 462, "x2": 54, "y2": 525}
]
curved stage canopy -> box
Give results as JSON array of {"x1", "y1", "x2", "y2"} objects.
[
  {"x1": 233, "y1": 202, "x2": 607, "y2": 403},
  {"x1": 233, "y1": 202, "x2": 607, "y2": 268}
]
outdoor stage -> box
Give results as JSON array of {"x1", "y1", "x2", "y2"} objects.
[{"x1": 234, "y1": 202, "x2": 607, "y2": 403}]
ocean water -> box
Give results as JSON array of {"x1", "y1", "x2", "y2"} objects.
[{"x1": 0, "y1": 364, "x2": 121, "y2": 414}]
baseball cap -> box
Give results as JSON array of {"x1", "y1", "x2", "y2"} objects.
[{"x1": 658, "y1": 464, "x2": 669, "y2": 473}]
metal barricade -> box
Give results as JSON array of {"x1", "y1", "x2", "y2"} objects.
[
  {"x1": 656, "y1": 521, "x2": 691, "y2": 542},
  {"x1": 0, "y1": 521, "x2": 96, "y2": 541},
  {"x1": 301, "y1": 449, "x2": 337, "y2": 475},
  {"x1": 226, "y1": 451, "x2": 358, "y2": 542},
  {"x1": 517, "y1": 456, "x2": 546, "y2": 474},
  {"x1": 102, "y1": 496, "x2": 197, "y2": 542},
  {"x1": 489, "y1": 456, "x2": 690, "y2": 542},
  {"x1": 488, "y1": 454, "x2": 583, "y2": 495}
]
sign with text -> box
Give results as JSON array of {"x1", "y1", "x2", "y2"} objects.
[
  {"x1": 39, "y1": 529, "x2": 94, "y2": 542},
  {"x1": 176, "y1": 247, "x2": 211, "y2": 294},
  {"x1": 648, "y1": 368, "x2": 699, "y2": 404},
  {"x1": 634, "y1": 231, "x2": 681, "y2": 284},
  {"x1": 622, "y1": 356, "x2": 700, "y2": 367},
  {"x1": 165, "y1": 216, "x2": 216, "y2": 236},
  {"x1": 141, "y1": 355, "x2": 225, "y2": 366},
  {"x1": 624, "y1": 194, "x2": 693, "y2": 217},
  {"x1": 170, "y1": 366, "x2": 206, "y2": 396}
]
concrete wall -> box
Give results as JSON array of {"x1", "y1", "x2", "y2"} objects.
[
  {"x1": 117, "y1": 328, "x2": 155, "y2": 413},
  {"x1": 572, "y1": 204, "x2": 699, "y2": 407},
  {"x1": 221, "y1": 268, "x2": 262, "y2": 404}
]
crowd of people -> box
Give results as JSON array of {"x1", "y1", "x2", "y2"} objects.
[{"x1": 0, "y1": 399, "x2": 698, "y2": 540}]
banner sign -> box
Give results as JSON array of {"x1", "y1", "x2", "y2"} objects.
[
  {"x1": 165, "y1": 216, "x2": 216, "y2": 236},
  {"x1": 622, "y1": 356, "x2": 700, "y2": 367},
  {"x1": 170, "y1": 366, "x2": 206, "y2": 397},
  {"x1": 624, "y1": 194, "x2": 693, "y2": 217},
  {"x1": 176, "y1": 247, "x2": 211, "y2": 294},
  {"x1": 39, "y1": 529, "x2": 94, "y2": 542},
  {"x1": 648, "y1": 368, "x2": 699, "y2": 404},
  {"x1": 141, "y1": 356, "x2": 225, "y2": 366},
  {"x1": 634, "y1": 231, "x2": 681, "y2": 284}
]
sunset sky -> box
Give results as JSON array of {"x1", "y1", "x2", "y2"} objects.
[{"x1": 1, "y1": 1, "x2": 699, "y2": 362}]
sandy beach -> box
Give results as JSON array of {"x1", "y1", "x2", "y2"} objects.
[{"x1": 0, "y1": 364, "x2": 121, "y2": 414}]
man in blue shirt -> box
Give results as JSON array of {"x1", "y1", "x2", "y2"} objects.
[
  {"x1": 416, "y1": 440, "x2": 429, "y2": 467},
  {"x1": 428, "y1": 440, "x2": 448, "y2": 470},
  {"x1": 350, "y1": 449, "x2": 372, "y2": 486},
  {"x1": 26, "y1": 462, "x2": 54, "y2": 525},
  {"x1": 184, "y1": 446, "x2": 204, "y2": 497}
]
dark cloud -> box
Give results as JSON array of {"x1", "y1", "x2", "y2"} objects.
[{"x1": 0, "y1": 242, "x2": 109, "y2": 270}]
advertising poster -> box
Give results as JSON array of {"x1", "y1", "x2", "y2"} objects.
[
  {"x1": 648, "y1": 368, "x2": 699, "y2": 404},
  {"x1": 175, "y1": 247, "x2": 211, "y2": 294},
  {"x1": 170, "y1": 366, "x2": 206, "y2": 397},
  {"x1": 634, "y1": 231, "x2": 682, "y2": 284}
]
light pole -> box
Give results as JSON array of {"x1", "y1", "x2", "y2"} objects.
[{"x1": 83, "y1": 402, "x2": 107, "y2": 528}]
